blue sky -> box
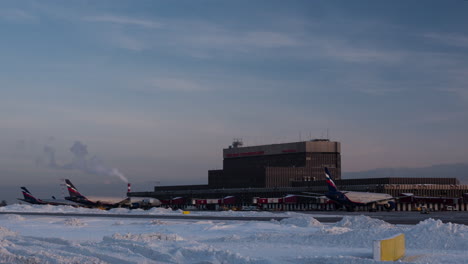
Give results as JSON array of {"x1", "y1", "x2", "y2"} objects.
[{"x1": 1, "y1": 1, "x2": 467, "y2": 201}]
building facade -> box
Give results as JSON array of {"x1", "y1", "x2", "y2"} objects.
[
  {"x1": 128, "y1": 139, "x2": 468, "y2": 211},
  {"x1": 209, "y1": 139, "x2": 341, "y2": 188}
]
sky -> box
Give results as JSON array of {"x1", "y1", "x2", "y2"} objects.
[{"x1": 1, "y1": 0, "x2": 467, "y2": 202}]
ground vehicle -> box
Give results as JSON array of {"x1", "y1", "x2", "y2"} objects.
[
  {"x1": 444, "y1": 205, "x2": 456, "y2": 211},
  {"x1": 419, "y1": 206, "x2": 429, "y2": 214}
]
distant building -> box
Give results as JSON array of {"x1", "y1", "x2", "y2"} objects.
[
  {"x1": 128, "y1": 139, "x2": 468, "y2": 211},
  {"x1": 209, "y1": 139, "x2": 341, "y2": 188}
]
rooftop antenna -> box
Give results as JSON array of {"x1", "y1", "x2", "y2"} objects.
[
  {"x1": 232, "y1": 138, "x2": 243, "y2": 148},
  {"x1": 327, "y1": 128, "x2": 329, "y2": 139}
]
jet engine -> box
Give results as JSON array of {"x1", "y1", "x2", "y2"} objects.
[{"x1": 383, "y1": 201, "x2": 396, "y2": 211}]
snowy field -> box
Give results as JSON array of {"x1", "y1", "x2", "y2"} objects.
[{"x1": 0, "y1": 205, "x2": 467, "y2": 264}]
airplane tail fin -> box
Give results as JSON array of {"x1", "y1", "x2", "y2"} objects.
[
  {"x1": 324, "y1": 167, "x2": 338, "y2": 192},
  {"x1": 65, "y1": 179, "x2": 87, "y2": 199},
  {"x1": 20, "y1": 187, "x2": 42, "y2": 203}
]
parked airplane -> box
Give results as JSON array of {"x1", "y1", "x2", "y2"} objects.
[
  {"x1": 17, "y1": 187, "x2": 80, "y2": 206},
  {"x1": 64, "y1": 179, "x2": 131, "y2": 209},
  {"x1": 125, "y1": 183, "x2": 162, "y2": 209},
  {"x1": 303, "y1": 168, "x2": 397, "y2": 211}
]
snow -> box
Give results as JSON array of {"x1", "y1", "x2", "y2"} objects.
[
  {"x1": 334, "y1": 215, "x2": 394, "y2": 229},
  {"x1": 279, "y1": 215, "x2": 323, "y2": 227},
  {"x1": 0, "y1": 204, "x2": 341, "y2": 218},
  {"x1": 406, "y1": 218, "x2": 468, "y2": 250},
  {"x1": 0, "y1": 205, "x2": 466, "y2": 263}
]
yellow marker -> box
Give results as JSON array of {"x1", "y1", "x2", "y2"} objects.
[
  {"x1": 373, "y1": 233, "x2": 405, "y2": 261},
  {"x1": 182, "y1": 211, "x2": 190, "y2": 215}
]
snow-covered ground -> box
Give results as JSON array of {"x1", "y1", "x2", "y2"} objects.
[
  {"x1": 0, "y1": 205, "x2": 467, "y2": 264},
  {"x1": 1, "y1": 203, "x2": 327, "y2": 218}
]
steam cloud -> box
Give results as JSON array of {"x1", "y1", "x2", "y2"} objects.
[
  {"x1": 44, "y1": 141, "x2": 128, "y2": 183},
  {"x1": 43, "y1": 145, "x2": 57, "y2": 168}
]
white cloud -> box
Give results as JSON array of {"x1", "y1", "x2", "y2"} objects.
[
  {"x1": 244, "y1": 31, "x2": 302, "y2": 47},
  {"x1": 136, "y1": 72, "x2": 297, "y2": 94},
  {"x1": 83, "y1": 13, "x2": 306, "y2": 54},
  {"x1": 423, "y1": 32, "x2": 468, "y2": 48},
  {"x1": 434, "y1": 68, "x2": 468, "y2": 103},
  {"x1": 191, "y1": 30, "x2": 303, "y2": 48},
  {"x1": 110, "y1": 32, "x2": 147, "y2": 51},
  {"x1": 0, "y1": 8, "x2": 37, "y2": 22},
  {"x1": 420, "y1": 111, "x2": 466, "y2": 124},
  {"x1": 84, "y1": 15, "x2": 162, "y2": 29},
  {"x1": 147, "y1": 77, "x2": 208, "y2": 92}
]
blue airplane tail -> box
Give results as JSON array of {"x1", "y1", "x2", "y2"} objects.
[{"x1": 324, "y1": 167, "x2": 338, "y2": 192}]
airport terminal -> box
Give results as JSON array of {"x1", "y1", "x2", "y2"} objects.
[{"x1": 129, "y1": 139, "x2": 468, "y2": 211}]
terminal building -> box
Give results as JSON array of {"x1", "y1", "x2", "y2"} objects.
[
  {"x1": 129, "y1": 140, "x2": 468, "y2": 211},
  {"x1": 209, "y1": 139, "x2": 341, "y2": 189}
]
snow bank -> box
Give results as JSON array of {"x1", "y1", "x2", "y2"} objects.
[
  {"x1": 63, "y1": 218, "x2": 87, "y2": 227},
  {"x1": 112, "y1": 220, "x2": 124, "y2": 225},
  {"x1": 280, "y1": 216, "x2": 323, "y2": 227},
  {"x1": 313, "y1": 216, "x2": 399, "y2": 248},
  {"x1": 334, "y1": 215, "x2": 394, "y2": 229},
  {"x1": 291, "y1": 256, "x2": 383, "y2": 264},
  {"x1": 2, "y1": 204, "x2": 293, "y2": 218},
  {"x1": 0, "y1": 226, "x2": 17, "y2": 238},
  {"x1": 209, "y1": 215, "x2": 399, "y2": 249},
  {"x1": 146, "y1": 207, "x2": 180, "y2": 215},
  {"x1": 406, "y1": 218, "x2": 468, "y2": 250},
  {"x1": 0, "y1": 204, "x2": 107, "y2": 214},
  {"x1": 106, "y1": 232, "x2": 183, "y2": 242},
  {"x1": 0, "y1": 214, "x2": 25, "y2": 221},
  {"x1": 0, "y1": 212, "x2": 467, "y2": 263},
  {"x1": 149, "y1": 219, "x2": 168, "y2": 225},
  {"x1": 171, "y1": 245, "x2": 262, "y2": 264}
]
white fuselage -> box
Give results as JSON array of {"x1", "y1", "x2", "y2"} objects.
[{"x1": 343, "y1": 192, "x2": 393, "y2": 205}]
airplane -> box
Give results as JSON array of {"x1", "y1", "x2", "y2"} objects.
[
  {"x1": 125, "y1": 183, "x2": 162, "y2": 209},
  {"x1": 64, "y1": 179, "x2": 131, "y2": 209},
  {"x1": 303, "y1": 167, "x2": 397, "y2": 212},
  {"x1": 17, "y1": 187, "x2": 80, "y2": 206}
]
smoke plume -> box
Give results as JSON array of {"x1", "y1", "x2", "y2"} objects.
[
  {"x1": 43, "y1": 145, "x2": 57, "y2": 168},
  {"x1": 44, "y1": 141, "x2": 129, "y2": 183}
]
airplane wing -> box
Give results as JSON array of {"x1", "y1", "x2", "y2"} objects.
[
  {"x1": 361, "y1": 198, "x2": 394, "y2": 205},
  {"x1": 115, "y1": 197, "x2": 131, "y2": 205}
]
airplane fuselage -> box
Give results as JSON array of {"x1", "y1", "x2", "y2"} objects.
[{"x1": 326, "y1": 191, "x2": 394, "y2": 207}]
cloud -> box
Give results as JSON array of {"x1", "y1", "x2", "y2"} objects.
[
  {"x1": 419, "y1": 111, "x2": 467, "y2": 125},
  {"x1": 81, "y1": 13, "x2": 306, "y2": 54},
  {"x1": 187, "y1": 30, "x2": 304, "y2": 49},
  {"x1": 434, "y1": 68, "x2": 468, "y2": 103},
  {"x1": 322, "y1": 45, "x2": 404, "y2": 63},
  {"x1": 423, "y1": 32, "x2": 468, "y2": 48},
  {"x1": 44, "y1": 141, "x2": 129, "y2": 183},
  {"x1": 0, "y1": 8, "x2": 37, "y2": 22},
  {"x1": 83, "y1": 14, "x2": 162, "y2": 28},
  {"x1": 109, "y1": 31, "x2": 148, "y2": 51},
  {"x1": 442, "y1": 87, "x2": 468, "y2": 103},
  {"x1": 79, "y1": 12, "x2": 408, "y2": 65},
  {"x1": 147, "y1": 77, "x2": 209, "y2": 92}
]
